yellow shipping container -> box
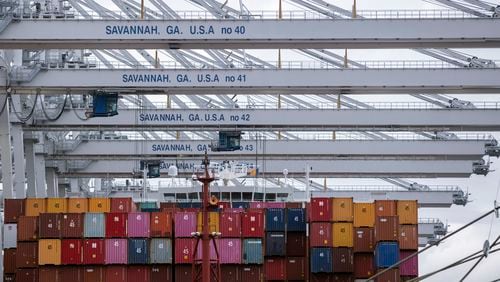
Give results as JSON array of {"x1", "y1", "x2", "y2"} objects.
[
  {"x1": 88, "y1": 198, "x2": 110, "y2": 213},
  {"x1": 67, "y1": 198, "x2": 89, "y2": 213},
  {"x1": 332, "y1": 222, "x2": 353, "y2": 247},
  {"x1": 397, "y1": 200, "x2": 418, "y2": 225},
  {"x1": 39, "y1": 239, "x2": 61, "y2": 265},
  {"x1": 354, "y1": 203, "x2": 375, "y2": 227},
  {"x1": 25, "y1": 198, "x2": 46, "y2": 216},
  {"x1": 197, "y1": 212, "x2": 220, "y2": 233},
  {"x1": 332, "y1": 197, "x2": 353, "y2": 222},
  {"x1": 46, "y1": 198, "x2": 67, "y2": 213}
]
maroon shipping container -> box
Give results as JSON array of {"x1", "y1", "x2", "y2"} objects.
[
  {"x1": 225, "y1": 208, "x2": 244, "y2": 213},
  {"x1": 375, "y1": 200, "x2": 397, "y2": 217},
  {"x1": 220, "y1": 212, "x2": 241, "y2": 238},
  {"x1": 375, "y1": 216, "x2": 399, "y2": 242},
  {"x1": 4, "y1": 274, "x2": 15, "y2": 282},
  {"x1": 106, "y1": 266, "x2": 127, "y2": 282},
  {"x1": 4, "y1": 199, "x2": 25, "y2": 223},
  {"x1": 287, "y1": 257, "x2": 307, "y2": 281},
  {"x1": 399, "y1": 225, "x2": 418, "y2": 250},
  {"x1": 83, "y1": 239, "x2": 105, "y2": 265},
  {"x1": 353, "y1": 227, "x2": 375, "y2": 253},
  {"x1": 106, "y1": 213, "x2": 127, "y2": 238},
  {"x1": 354, "y1": 253, "x2": 375, "y2": 278},
  {"x1": 61, "y1": 239, "x2": 83, "y2": 265},
  {"x1": 400, "y1": 251, "x2": 418, "y2": 277},
  {"x1": 110, "y1": 198, "x2": 136, "y2": 213},
  {"x1": 175, "y1": 265, "x2": 192, "y2": 282},
  {"x1": 221, "y1": 265, "x2": 240, "y2": 282},
  {"x1": 127, "y1": 265, "x2": 151, "y2": 282},
  {"x1": 59, "y1": 266, "x2": 84, "y2": 282},
  {"x1": 310, "y1": 198, "x2": 332, "y2": 222},
  {"x1": 265, "y1": 258, "x2": 286, "y2": 281},
  {"x1": 287, "y1": 232, "x2": 307, "y2": 257},
  {"x1": 4, "y1": 248, "x2": 17, "y2": 274},
  {"x1": 61, "y1": 213, "x2": 84, "y2": 238},
  {"x1": 286, "y1": 202, "x2": 303, "y2": 209},
  {"x1": 375, "y1": 269, "x2": 401, "y2": 282},
  {"x1": 217, "y1": 201, "x2": 230, "y2": 210},
  {"x1": 310, "y1": 273, "x2": 354, "y2": 282},
  {"x1": 241, "y1": 211, "x2": 264, "y2": 238},
  {"x1": 83, "y1": 266, "x2": 105, "y2": 282},
  {"x1": 39, "y1": 266, "x2": 59, "y2": 282},
  {"x1": 39, "y1": 213, "x2": 61, "y2": 238},
  {"x1": 16, "y1": 242, "x2": 38, "y2": 268},
  {"x1": 175, "y1": 238, "x2": 195, "y2": 264},
  {"x1": 151, "y1": 265, "x2": 172, "y2": 282},
  {"x1": 160, "y1": 202, "x2": 177, "y2": 210},
  {"x1": 150, "y1": 211, "x2": 173, "y2": 237},
  {"x1": 240, "y1": 265, "x2": 263, "y2": 282},
  {"x1": 310, "y1": 222, "x2": 333, "y2": 247},
  {"x1": 17, "y1": 216, "x2": 39, "y2": 241},
  {"x1": 333, "y1": 248, "x2": 354, "y2": 273},
  {"x1": 16, "y1": 268, "x2": 38, "y2": 282}
]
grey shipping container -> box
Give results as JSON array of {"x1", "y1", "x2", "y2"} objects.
[
  {"x1": 129, "y1": 239, "x2": 149, "y2": 264},
  {"x1": 150, "y1": 238, "x2": 172, "y2": 264},
  {"x1": 265, "y1": 232, "x2": 286, "y2": 256},
  {"x1": 4, "y1": 224, "x2": 17, "y2": 248},
  {"x1": 243, "y1": 239, "x2": 264, "y2": 264},
  {"x1": 84, "y1": 213, "x2": 105, "y2": 238}
]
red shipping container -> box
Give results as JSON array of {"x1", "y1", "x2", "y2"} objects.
[
  {"x1": 287, "y1": 232, "x2": 307, "y2": 257},
  {"x1": 127, "y1": 265, "x2": 151, "y2": 282},
  {"x1": 83, "y1": 239, "x2": 105, "y2": 265},
  {"x1": 400, "y1": 251, "x2": 418, "y2": 277},
  {"x1": 175, "y1": 265, "x2": 192, "y2": 282},
  {"x1": 39, "y1": 213, "x2": 61, "y2": 238},
  {"x1": 333, "y1": 248, "x2": 354, "y2": 273},
  {"x1": 16, "y1": 268, "x2": 38, "y2": 282},
  {"x1": 265, "y1": 258, "x2": 286, "y2": 281},
  {"x1": 83, "y1": 266, "x2": 105, "y2": 282},
  {"x1": 174, "y1": 212, "x2": 197, "y2": 238},
  {"x1": 110, "y1": 198, "x2": 136, "y2": 213},
  {"x1": 241, "y1": 265, "x2": 263, "y2": 282},
  {"x1": 16, "y1": 242, "x2": 38, "y2": 268},
  {"x1": 225, "y1": 208, "x2": 244, "y2": 213},
  {"x1": 375, "y1": 216, "x2": 399, "y2": 242},
  {"x1": 375, "y1": 269, "x2": 400, "y2": 282},
  {"x1": 4, "y1": 274, "x2": 15, "y2": 282},
  {"x1": 241, "y1": 211, "x2": 264, "y2": 237},
  {"x1": 375, "y1": 200, "x2": 397, "y2": 217},
  {"x1": 151, "y1": 265, "x2": 172, "y2": 282},
  {"x1": 354, "y1": 227, "x2": 375, "y2": 253},
  {"x1": 106, "y1": 266, "x2": 127, "y2": 282},
  {"x1": 151, "y1": 211, "x2": 173, "y2": 237},
  {"x1": 310, "y1": 198, "x2": 332, "y2": 222},
  {"x1": 310, "y1": 273, "x2": 354, "y2": 282},
  {"x1": 4, "y1": 248, "x2": 17, "y2": 274},
  {"x1": 217, "y1": 202, "x2": 231, "y2": 210},
  {"x1": 287, "y1": 257, "x2": 307, "y2": 281},
  {"x1": 39, "y1": 266, "x2": 59, "y2": 282},
  {"x1": 310, "y1": 222, "x2": 333, "y2": 247},
  {"x1": 61, "y1": 213, "x2": 84, "y2": 238},
  {"x1": 160, "y1": 202, "x2": 176, "y2": 210},
  {"x1": 220, "y1": 212, "x2": 241, "y2": 238},
  {"x1": 59, "y1": 266, "x2": 83, "y2": 282},
  {"x1": 4, "y1": 199, "x2": 25, "y2": 223},
  {"x1": 106, "y1": 213, "x2": 127, "y2": 238},
  {"x1": 61, "y1": 239, "x2": 83, "y2": 265},
  {"x1": 354, "y1": 253, "x2": 375, "y2": 278},
  {"x1": 399, "y1": 225, "x2": 418, "y2": 250},
  {"x1": 221, "y1": 265, "x2": 240, "y2": 282},
  {"x1": 175, "y1": 238, "x2": 195, "y2": 264},
  {"x1": 17, "y1": 216, "x2": 39, "y2": 241}
]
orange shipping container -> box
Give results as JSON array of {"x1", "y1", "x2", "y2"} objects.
[
  {"x1": 332, "y1": 198, "x2": 354, "y2": 222},
  {"x1": 374, "y1": 200, "x2": 397, "y2": 217},
  {"x1": 89, "y1": 198, "x2": 110, "y2": 213},
  {"x1": 399, "y1": 225, "x2": 418, "y2": 250},
  {"x1": 197, "y1": 212, "x2": 220, "y2": 233},
  {"x1": 47, "y1": 198, "x2": 68, "y2": 213},
  {"x1": 397, "y1": 200, "x2": 418, "y2": 225},
  {"x1": 151, "y1": 211, "x2": 173, "y2": 237},
  {"x1": 332, "y1": 223, "x2": 353, "y2": 247},
  {"x1": 39, "y1": 239, "x2": 62, "y2": 265},
  {"x1": 68, "y1": 198, "x2": 89, "y2": 213},
  {"x1": 25, "y1": 198, "x2": 46, "y2": 216},
  {"x1": 354, "y1": 203, "x2": 375, "y2": 227}
]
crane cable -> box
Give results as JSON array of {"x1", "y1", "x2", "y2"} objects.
[
  {"x1": 9, "y1": 91, "x2": 39, "y2": 123},
  {"x1": 69, "y1": 93, "x2": 90, "y2": 121},
  {"x1": 40, "y1": 93, "x2": 68, "y2": 121},
  {"x1": 0, "y1": 91, "x2": 8, "y2": 116}
]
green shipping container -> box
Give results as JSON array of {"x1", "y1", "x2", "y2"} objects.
[{"x1": 243, "y1": 239, "x2": 263, "y2": 264}]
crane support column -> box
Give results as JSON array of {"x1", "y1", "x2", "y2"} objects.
[{"x1": 0, "y1": 99, "x2": 14, "y2": 199}]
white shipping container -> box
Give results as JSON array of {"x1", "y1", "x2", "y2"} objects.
[{"x1": 4, "y1": 224, "x2": 17, "y2": 248}]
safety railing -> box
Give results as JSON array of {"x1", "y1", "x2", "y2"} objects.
[{"x1": 325, "y1": 185, "x2": 461, "y2": 192}]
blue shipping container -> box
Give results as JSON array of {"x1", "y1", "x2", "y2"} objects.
[
  {"x1": 128, "y1": 239, "x2": 149, "y2": 264},
  {"x1": 375, "y1": 242, "x2": 400, "y2": 268},
  {"x1": 232, "y1": 202, "x2": 250, "y2": 209},
  {"x1": 84, "y1": 213, "x2": 105, "y2": 238},
  {"x1": 265, "y1": 232, "x2": 286, "y2": 256},
  {"x1": 286, "y1": 208, "x2": 306, "y2": 232},
  {"x1": 265, "y1": 208, "x2": 286, "y2": 231},
  {"x1": 243, "y1": 239, "x2": 264, "y2": 264},
  {"x1": 311, "y1": 248, "x2": 333, "y2": 273}
]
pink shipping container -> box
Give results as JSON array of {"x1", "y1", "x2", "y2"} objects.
[
  {"x1": 127, "y1": 212, "x2": 150, "y2": 238},
  {"x1": 249, "y1": 202, "x2": 266, "y2": 209},
  {"x1": 105, "y1": 239, "x2": 128, "y2": 264},
  {"x1": 400, "y1": 251, "x2": 418, "y2": 277},
  {"x1": 220, "y1": 212, "x2": 241, "y2": 238},
  {"x1": 266, "y1": 202, "x2": 286, "y2": 208},
  {"x1": 218, "y1": 239, "x2": 242, "y2": 264},
  {"x1": 174, "y1": 212, "x2": 197, "y2": 237}
]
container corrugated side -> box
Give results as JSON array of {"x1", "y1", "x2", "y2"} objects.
[
  {"x1": 83, "y1": 239, "x2": 105, "y2": 265},
  {"x1": 46, "y1": 198, "x2": 67, "y2": 213},
  {"x1": 397, "y1": 200, "x2": 418, "y2": 225},
  {"x1": 310, "y1": 222, "x2": 332, "y2": 247},
  {"x1": 287, "y1": 232, "x2": 307, "y2": 257},
  {"x1": 17, "y1": 216, "x2": 39, "y2": 242},
  {"x1": 174, "y1": 238, "x2": 195, "y2": 264},
  {"x1": 4, "y1": 248, "x2": 17, "y2": 274},
  {"x1": 88, "y1": 198, "x2": 110, "y2": 213},
  {"x1": 375, "y1": 216, "x2": 399, "y2": 242},
  {"x1": 332, "y1": 197, "x2": 354, "y2": 222},
  {"x1": 38, "y1": 239, "x2": 62, "y2": 265},
  {"x1": 286, "y1": 208, "x2": 306, "y2": 232},
  {"x1": 310, "y1": 248, "x2": 333, "y2": 273},
  {"x1": 220, "y1": 212, "x2": 241, "y2": 238},
  {"x1": 61, "y1": 213, "x2": 84, "y2": 238},
  {"x1": 151, "y1": 265, "x2": 172, "y2": 282},
  {"x1": 110, "y1": 197, "x2": 136, "y2": 213},
  {"x1": 242, "y1": 238, "x2": 263, "y2": 264},
  {"x1": 196, "y1": 211, "x2": 220, "y2": 233},
  {"x1": 265, "y1": 232, "x2": 286, "y2": 256},
  {"x1": 16, "y1": 242, "x2": 38, "y2": 268},
  {"x1": 332, "y1": 222, "x2": 353, "y2": 247},
  {"x1": 241, "y1": 211, "x2": 264, "y2": 238},
  {"x1": 264, "y1": 258, "x2": 286, "y2": 281},
  {"x1": 332, "y1": 247, "x2": 354, "y2": 273},
  {"x1": 150, "y1": 211, "x2": 172, "y2": 237},
  {"x1": 16, "y1": 268, "x2": 39, "y2": 282},
  {"x1": 39, "y1": 266, "x2": 59, "y2": 282},
  {"x1": 4, "y1": 199, "x2": 24, "y2": 223},
  {"x1": 83, "y1": 266, "x2": 105, "y2": 282},
  {"x1": 67, "y1": 198, "x2": 88, "y2": 213},
  {"x1": 128, "y1": 239, "x2": 149, "y2": 264},
  {"x1": 240, "y1": 265, "x2": 263, "y2": 282},
  {"x1": 4, "y1": 224, "x2": 17, "y2": 248},
  {"x1": 374, "y1": 268, "x2": 400, "y2": 282},
  {"x1": 399, "y1": 225, "x2": 418, "y2": 250},
  {"x1": 310, "y1": 197, "x2": 332, "y2": 222},
  {"x1": 106, "y1": 266, "x2": 127, "y2": 282},
  {"x1": 128, "y1": 212, "x2": 151, "y2": 238},
  {"x1": 374, "y1": 200, "x2": 397, "y2": 217},
  {"x1": 105, "y1": 239, "x2": 128, "y2": 264},
  {"x1": 354, "y1": 253, "x2": 375, "y2": 279},
  {"x1": 174, "y1": 212, "x2": 196, "y2": 238},
  {"x1": 61, "y1": 239, "x2": 83, "y2": 265},
  {"x1": 353, "y1": 227, "x2": 375, "y2": 253},
  {"x1": 150, "y1": 238, "x2": 172, "y2": 264},
  {"x1": 106, "y1": 213, "x2": 127, "y2": 238},
  {"x1": 286, "y1": 257, "x2": 307, "y2": 281},
  {"x1": 354, "y1": 202, "x2": 375, "y2": 227},
  {"x1": 221, "y1": 265, "x2": 240, "y2": 282},
  {"x1": 400, "y1": 251, "x2": 418, "y2": 276},
  {"x1": 375, "y1": 242, "x2": 400, "y2": 268},
  {"x1": 39, "y1": 213, "x2": 61, "y2": 238},
  {"x1": 83, "y1": 213, "x2": 105, "y2": 238},
  {"x1": 127, "y1": 265, "x2": 151, "y2": 282},
  {"x1": 25, "y1": 198, "x2": 46, "y2": 216},
  {"x1": 219, "y1": 238, "x2": 241, "y2": 264},
  {"x1": 59, "y1": 266, "x2": 84, "y2": 282}
]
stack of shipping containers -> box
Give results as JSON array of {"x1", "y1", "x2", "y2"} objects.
[
  {"x1": 285, "y1": 203, "x2": 307, "y2": 281},
  {"x1": 397, "y1": 201, "x2": 419, "y2": 281},
  {"x1": 309, "y1": 197, "x2": 335, "y2": 281},
  {"x1": 264, "y1": 205, "x2": 287, "y2": 281},
  {"x1": 353, "y1": 201, "x2": 376, "y2": 280},
  {"x1": 374, "y1": 200, "x2": 402, "y2": 281},
  {"x1": 241, "y1": 203, "x2": 265, "y2": 281}
]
